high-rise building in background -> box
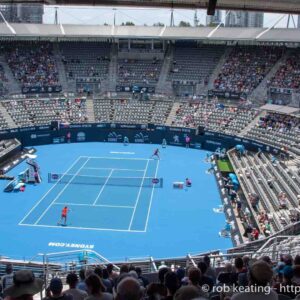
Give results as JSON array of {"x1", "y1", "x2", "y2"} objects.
[
  {"x1": 225, "y1": 11, "x2": 264, "y2": 27},
  {"x1": 0, "y1": 4, "x2": 43, "y2": 23},
  {"x1": 206, "y1": 10, "x2": 222, "y2": 26},
  {"x1": 298, "y1": 15, "x2": 300, "y2": 28}
]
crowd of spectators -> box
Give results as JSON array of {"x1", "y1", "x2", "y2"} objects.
[
  {"x1": 3, "y1": 254, "x2": 300, "y2": 300},
  {"x1": 0, "y1": 64, "x2": 8, "y2": 95},
  {"x1": 255, "y1": 113, "x2": 300, "y2": 133},
  {"x1": 214, "y1": 46, "x2": 283, "y2": 95},
  {"x1": 268, "y1": 52, "x2": 300, "y2": 92},
  {"x1": 5, "y1": 42, "x2": 60, "y2": 88}
]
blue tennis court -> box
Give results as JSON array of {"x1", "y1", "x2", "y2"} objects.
[
  {"x1": 19, "y1": 156, "x2": 160, "y2": 232},
  {"x1": 0, "y1": 143, "x2": 231, "y2": 261}
]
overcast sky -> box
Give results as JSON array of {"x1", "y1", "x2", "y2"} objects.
[{"x1": 43, "y1": 6, "x2": 299, "y2": 28}]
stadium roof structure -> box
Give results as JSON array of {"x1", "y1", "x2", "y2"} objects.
[
  {"x1": 3, "y1": 0, "x2": 300, "y2": 14},
  {"x1": 1, "y1": 23, "x2": 300, "y2": 43}
]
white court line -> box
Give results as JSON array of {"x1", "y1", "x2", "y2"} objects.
[
  {"x1": 144, "y1": 159, "x2": 160, "y2": 232},
  {"x1": 128, "y1": 159, "x2": 150, "y2": 230},
  {"x1": 84, "y1": 167, "x2": 144, "y2": 172},
  {"x1": 54, "y1": 202, "x2": 134, "y2": 209},
  {"x1": 93, "y1": 169, "x2": 114, "y2": 206},
  {"x1": 81, "y1": 156, "x2": 153, "y2": 161},
  {"x1": 19, "y1": 156, "x2": 83, "y2": 225},
  {"x1": 19, "y1": 223, "x2": 146, "y2": 233},
  {"x1": 34, "y1": 158, "x2": 90, "y2": 225},
  {"x1": 110, "y1": 151, "x2": 135, "y2": 155}
]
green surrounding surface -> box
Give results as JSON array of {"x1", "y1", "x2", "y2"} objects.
[{"x1": 217, "y1": 159, "x2": 234, "y2": 173}]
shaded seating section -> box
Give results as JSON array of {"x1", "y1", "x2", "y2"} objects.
[
  {"x1": 117, "y1": 58, "x2": 163, "y2": 87},
  {"x1": 0, "y1": 64, "x2": 8, "y2": 96},
  {"x1": 93, "y1": 99, "x2": 173, "y2": 124},
  {"x1": 60, "y1": 42, "x2": 111, "y2": 80},
  {"x1": 2, "y1": 98, "x2": 87, "y2": 127},
  {"x1": 170, "y1": 102, "x2": 257, "y2": 134},
  {"x1": 268, "y1": 50, "x2": 300, "y2": 92},
  {"x1": 4, "y1": 41, "x2": 60, "y2": 88},
  {"x1": 168, "y1": 43, "x2": 224, "y2": 83},
  {"x1": 246, "y1": 112, "x2": 300, "y2": 156},
  {"x1": 214, "y1": 46, "x2": 283, "y2": 95}
]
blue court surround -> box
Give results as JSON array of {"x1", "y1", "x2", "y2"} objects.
[{"x1": 0, "y1": 143, "x2": 231, "y2": 261}]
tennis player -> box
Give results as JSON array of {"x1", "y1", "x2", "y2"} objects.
[
  {"x1": 58, "y1": 206, "x2": 69, "y2": 226},
  {"x1": 151, "y1": 148, "x2": 160, "y2": 160},
  {"x1": 123, "y1": 136, "x2": 129, "y2": 146}
]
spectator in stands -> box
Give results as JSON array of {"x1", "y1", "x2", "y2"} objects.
[
  {"x1": 3, "y1": 270, "x2": 43, "y2": 299},
  {"x1": 106, "y1": 264, "x2": 118, "y2": 281},
  {"x1": 233, "y1": 257, "x2": 247, "y2": 286},
  {"x1": 217, "y1": 263, "x2": 236, "y2": 286},
  {"x1": 274, "y1": 265, "x2": 298, "y2": 298},
  {"x1": 278, "y1": 192, "x2": 288, "y2": 209},
  {"x1": 85, "y1": 274, "x2": 112, "y2": 300},
  {"x1": 1, "y1": 264, "x2": 14, "y2": 291},
  {"x1": 94, "y1": 267, "x2": 112, "y2": 293},
  {"x1": 163, "y1": 271, "x2": 179, "y2": 300},
  {"x1": 77, "y1": 269, "x2": 87, "y2": 292},
  {"x1": 203, "y1": 255, "x2": 217, "y2": 284},
  {"x1": 197, "y1": 262, "x2": 214, "y2": 292},
  {"x1": 146, "y1": 267, "x2": 168, "y2": 299},
  {"x1": 64, "y1": 273, "x2": 88, "y2": 300},
  {"x1": 46, "y1": 278, "x2": 73, "y2": 300},
  {"x1": 115, "y1": 277, "x2": 143, "y2": 300},
  {"x1": 293, "y1": 265, "x2": 300, "y2": 286},
  {"x1": 251, "y1": 227, "x2": 260, "y2": 241},
  {"x1": 231, "y1": 261, "x2": 277, "y2": 300},
  {"x1": 135, "y1": 267, "x2": 149, "y2": 288},
  {"x1": 174, "y1": 286, "x2": 202, "y2": 300}
]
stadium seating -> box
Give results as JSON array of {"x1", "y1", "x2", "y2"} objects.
[
  {"x1": 2, "y1": 98, "x2": 87, "y2": 127},
  {"x1": 269, "y1": 50, "x2": 300, "y2": 92},
  {"x1": 214, "y1": 46, "x2": 283, "y2": 95},
  {"x1": 60, "y1": 42, "x2": 111, "y2": 80},
  {"x1": 117, "y1": 58, "x2": 163, "y2": 87},
  {"x1": 93, "y1": 99, "x2": 173, "y2": 124},
  {"x1": 229, "y1": 149, "x2": 300, "y2": 237},
  {"x1": 3, "y1": 41, "x2": 60, "y2": 88},
  {"x1": 245, "y1": 112, "x2": 300, "y2": 156},
  {"x1": 0, "y1": 110, "x2": 9, "y2": 129},
  {"x1": 0, "y1": 64, "x2": 8, "y2": 96},
  {"x1": 169, "y1": 102, "x2": 257, "y2": 134},
  {"x1": 168, "y1": 43, "x2": 224, "y2": 84}
]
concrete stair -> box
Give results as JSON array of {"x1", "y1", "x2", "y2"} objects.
[
  {"x1": 0, "y1": 55, "x2": 22, "y2": 94},
  {"x1": 165, "y1": 102, "x2": 180, "y2": 125},
  {"x1": 86, "y1": 98, "x2": 95, "y2": 122},
  {"x1": 156, "y1": 45, "x2": 174, "y2": 96},
  {"x1": 53, "y1": 43, "x2": 73, "y2": 93},
  {"x1": 106, "y1": 44, "x2": 118, "y2": 93},
  {"x1": 249, "y1": 49, "x2": 292, "y2": 105},
  {"x1": 0, "y1": 102, "x2": 17, "y2": 128}
]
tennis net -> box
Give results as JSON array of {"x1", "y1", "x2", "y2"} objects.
[{"x1": 48, "y1": 173, "x2": 163, "y2": 188}]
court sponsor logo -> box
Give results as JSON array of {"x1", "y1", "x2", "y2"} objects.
[
  {"x1": 30, "y1": 133, "x2": 51, "y2": 139},
  {"x1": 107, "y1": 131, "x2": 122, "y2": 142},
  {"x1": 77, "y1": 131, "x2": 86, "y2": 142},
  {"x1": 134, "y1": 132, "x2": 149, "y2": 143},
  {"x1": 48, "y1": 242, "x2": 94, "y2": 249}
]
